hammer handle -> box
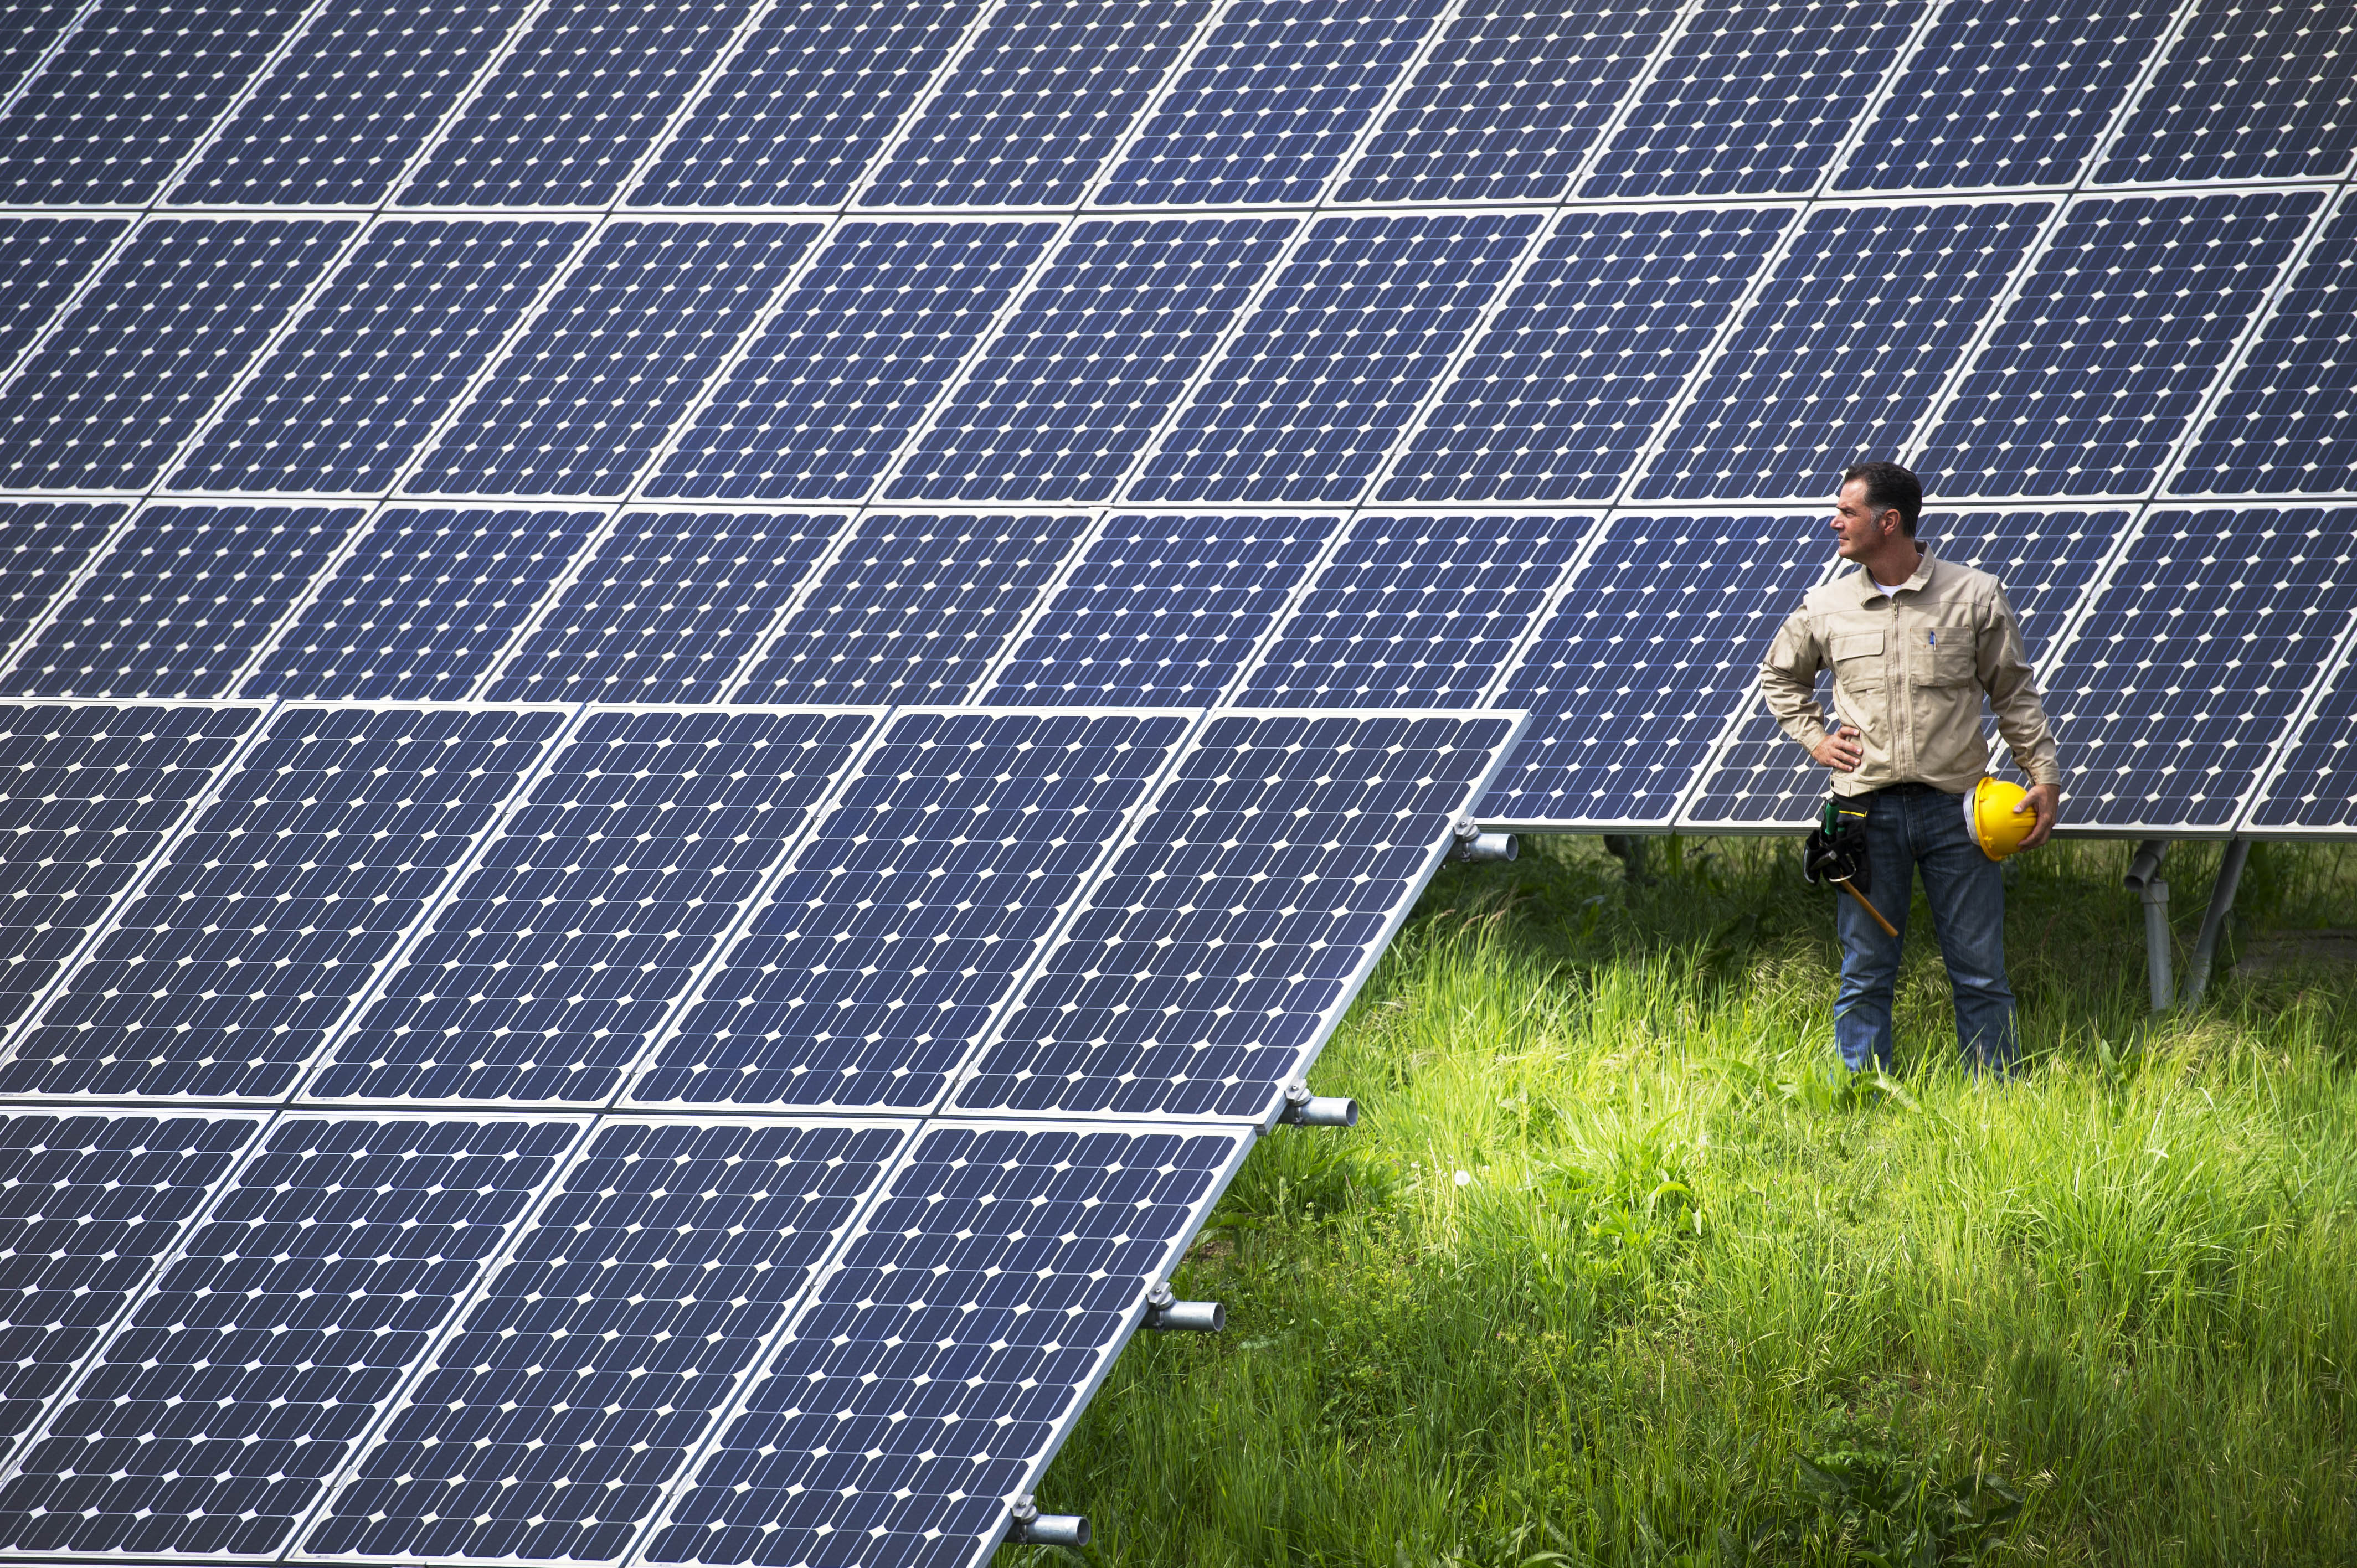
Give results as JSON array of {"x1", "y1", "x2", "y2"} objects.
[{"x1": 1839, "y1": 877, "x2": 1899, "y2": 938}]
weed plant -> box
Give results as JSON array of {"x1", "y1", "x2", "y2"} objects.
[{"x1": 1007, "y1": 838, "x2": 2357, "y2": 1567}]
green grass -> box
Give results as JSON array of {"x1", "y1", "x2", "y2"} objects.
[{"x1": 1007, "y1": 837, "x2": 2357, "y2": 1567}]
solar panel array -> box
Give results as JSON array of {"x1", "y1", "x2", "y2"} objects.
[{"x1": 1, "y1": 1, "x2": 2354, "y2": 1562}]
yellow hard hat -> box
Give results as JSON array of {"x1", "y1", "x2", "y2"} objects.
[{"x1": 1964, "y1": 776, "x2": 2035, "y2": 860}]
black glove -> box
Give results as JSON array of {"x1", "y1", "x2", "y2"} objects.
[{"x1": 1802, "y1": 800, "x2": 1870, "y2": 894}]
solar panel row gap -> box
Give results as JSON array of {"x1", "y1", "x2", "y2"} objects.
[
  {"x1": 295, "y1": 703, "x2": 893, "y2": 1108},
  {"x1": 617, "y1": 707, "x2": 1203, "y2": 1115}
]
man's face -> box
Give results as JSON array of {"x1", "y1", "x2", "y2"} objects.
[{"x1": 1830, "y1": 479, "x2": 1898, "y2": 561}]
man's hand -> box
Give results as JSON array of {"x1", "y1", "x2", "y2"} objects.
[
  {"x1": 1812, "y1": 723, "x2": 1862, "y2": 773},
  {"x1": 2014, "y1": 782, "x2": 2060, "y2": 849}
]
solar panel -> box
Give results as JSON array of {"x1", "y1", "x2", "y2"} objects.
[
  {"x1": 860, "y1": 0, "x2": 1217, "y2": 209},
  {"x1": 1481, "y1": 512, "x2": 1826, "y2": 828},
  {"x1": 0, "y1": 218, "x2": 127, "y2": 377},
  {"x1": 627, "y1": 2, "x2": 994, "y2": 208},
  {"x1": 0, "y1": 701, "x2": 263, "y2": 1034},
  {"x1": 483, "y1": 510, "x2": 843, "y2": 705},
  {"x1": 303, "y1": 705, "x2": 881, "y2": 1105},
  {"x1": 1379, "y1": 207, "x2": 1792, "y2": 504},
  {"x1": 1581, "y1": 0, "x2": 1928, "y2": 200},
  {"x1": 980, "y1": 514, "x2": 1341, "y2": 706},
  {"x1": 0, "y1": 1113, "x2": 583, "y2": 1560},
  {"x1": 0, "y1": 1110, "x2": 265, "y2": 1467},
  {"x1": 0, "y1": 0, "x2": 80, "y2": 110},
  {"x1": 0, "y1": 703, "x2": 569, "y2": 1100},
  {"x1": 645, "y1": 221, "x2": 1061, "y2": 503},
  {"x1": 1914, "y1": 189, "x2": 2328, "y2": 499},
  {"x1": 1681, "y1": 508, "x2": 2133, "y2": 829},
  {"x1": 1233, "y1": 512, "x2": 1593, "y2": 708},
  {"x1": 2096, "y1": 0, "x2": 2357, "y2": 185},
  {"x1": 1, "y1": 503, "x2": 365, "y2": 700},
  {"x1": 731, "y1": 514, "x2": 1090, "y2": 705},
  {"x1": 0, "y1": 0, "x2": 309, "y2": 204},
  {"x1": 1336, "y1": 0, "x2": 1682, "y2": 204},
  {"x1": 954, "y1": 710, "x2": 1525, "y2": 1121},
  {"x1": 1834, "y1": 0, "x2": 2175, "y2": 192},
  {"x1": 884, "y1": 216, "x2": 1296, "y2": 504},
  {"x1": 169, "y1": 219, "x2": 594, "y2": 497},
  {"x1": 1097, "y1": 0, "x2": 1448, "y2": 206},
  {"x1": 1635, "y1": 200, "x2": 2051, "y2": 501},
  {"x1": 0, "y1": 502, "x2": 124, "y2": 667},
  {"x1": 301, "y1": 1117, "x2": 912, "y2": 1567},
  {"x1": 2170, "y1": 192, "x2": 2357, "y2": 498},
  {"x1": 639, "y1": 1120, "x2": 1253, "y2": 1568},
  {"x1": 629, "y1": 708, "x2": 1192, "y2": 1112},
  {"x1": 410, "y1": 221, "x2": 822, "y2": 500},
  {"x1": 2037, "y1": 506, "x2": 2357, "y2": 832},
  {"x1": 2246, "y1": 615, "x2": 2357, "y2": 834},
  {"x1": 243, "y1": 506, "x2": 607, "y2": 702},
  {"x1": 0, "y1": 218, "x2": 353, "y2": 493},
  {"x1": 1133, "y1": 213, "x2": 1544, "y2": 504},
  {"x1": 167, "y1": 0, "x2": 541, "y2": 205}
]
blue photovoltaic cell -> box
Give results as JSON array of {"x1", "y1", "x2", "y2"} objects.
[
  {"x1": 0, "y1": 0, "x2": 81, "y2": 106},
  {"x1": 644, "y1": 1122, "x2": 1246, "y2": 1568},
  {"x1": 304, "y1": 1120, "x2": 909, "y2": 1566},
  {"x1": 1234, "y1": 513, "x2": 1592, "y2": 708},
  {"x1": 0, "y1": 502, "x2": 125, "y2": 662},
  {"x1": 1682, "y1": 508, "x2": 2133, "y2": 826},
  {"x1": 0, "y1": 1116, "x2": 578, "y2": 1560},
  {"x1": 485, "y1": 511, "x2": 842, "y2": 705},
  {"x1": 633, "y1": 710, "x2": 1191, "y2": 1111},
  {"x1": 1481, "y1": 513, "x2": 1826, "y2": 825},
  {"x1": 1098, "y1": 0, "x2": 1449, "y2": 205},
  {"x1": 2040, "y1": 507, "x2": 2357, "y2": 829},
  {"x1": 980, "y1": 514, "x2": 1337, "y2": 706},
  {"x1": 0, "y1": 704, "x2": 566, "y2": 1100},
  {"x1": 0, "y1": 218, "x2": 127, "y2": 375},
  {"x1": 1, "y1": 504, "x2": 362, "y2": 700},
  {"x1": 1133, "y1": 213, "x2": 1542, "y2": 504},
  {"x1": 412, "y1": 221, "x2": 821, "y2": 498},
  {"x1": 956, "y1": 711, "x2": 1520, "y2": 1120},
  {"x1": 861, "y1": 0, "x2": 1217, "y2": 208},
  {"x1": 398, "y1": 0, "x2": 767, "y2": 207},
  {"x1": 646, "y1": 221, "x2": 1061, "y2": 503},
  {"x1": 1837, "y1": 1, "x2": 2173, "y2": 191},
  {"x1": 307, "y1": 707, "x2": 878, "y2": 1104},
  {"x1": 735, "y1": 514, "x2": 1090, "y2": 705},
  {"x1": 1917, "y1": 190, "x2": 2325, "y2": 499},
  {"x1": 2250, "y1": 634, "x2": 2357, "y2": 831},
  {"x1": 887, "y1": 218, "x2": 1296, "y2": 504},
  {"x1": 1581, "y1": 0, "x2": 1927, "y2": 199},
  {"x1": 0, "y1": 1112, "x2": 260, "y2": 1461},
  {"x1": 1636, "y1": 202, "x2": 2050, "y2": 501},
  {"x1": 629, "y1": 1, "x2": 991, "y2": 208},
  {"x1": 0, "y1": 0, "x2": 308, "y2": 205},
  {"x1": 2172, "y1": 196, "x2": 2357, "y2": 496},
  {"x1": 1337, "y1": 0, "x2": 1680, "y2": 203},
  {"x1": 0, "y1": 703, "x2": 260, "y2": 1031},
  {"x1": 1380, "y1": 207, "x2": 1790, "y2": 504},
  {"x1": 240, "y1": 507, "x2": 605, "y2": 700},
  {"x1": 2097, "y1": 0, "x2": 2357, "y2": 184},
  {"x1": 167, "y1": 0, "x2": 541, "y2": 205},
  {"x1": 0, "y1": 218, "x2": 351, "y2": 492},
  {"x1": 171, "y1": 220, "x2": 590, "y2": 496}
]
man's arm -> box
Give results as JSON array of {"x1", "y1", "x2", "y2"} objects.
[
  {"x1": 1979, "y1": 587, "x2": 2062, "y2": 845},
  {"x1": 1761, "y1": 609, "x2": 1857, "y2": 770}
]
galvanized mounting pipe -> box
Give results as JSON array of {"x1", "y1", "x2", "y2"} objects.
[
  {"x1": 2179, "y1": 839, "x2": 2251, "y2": 1007},
  {"x1": 2123, "y1": 840, "x2": 2172, "y2": 1013},
  {"x1": 1007, "y1": 1497, "x2": 1088, "y2": 1547},
  {"x1": 1448, "y1": 819, "x2": 1516, "y2": 863},
  {"x1": 1143, "y1": 1281, "x2": 1224, "y2": 1333},
  {"x1": 1278, "y1": 1081, "x2": 1357, "y2": 1127}
]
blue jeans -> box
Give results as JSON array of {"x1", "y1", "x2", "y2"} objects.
[{"x1": 1834, "y1": 785, "x2": 2018, "y2": 1076}]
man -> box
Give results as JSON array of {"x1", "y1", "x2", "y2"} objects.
[{"x1": 1760, "y1": 461, "x2": 2062, "y2": 1075}]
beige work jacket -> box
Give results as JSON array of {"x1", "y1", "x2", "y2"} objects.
[{"x1": 1759, "y1": 548, "x2": 2062, "y2": 797}]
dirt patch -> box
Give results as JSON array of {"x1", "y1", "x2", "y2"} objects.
[{"x1": 2237, "y1": 929, "x2": 2357, "y2": 973}]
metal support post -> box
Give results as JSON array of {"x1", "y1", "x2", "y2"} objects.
[
  {"x1": 2179, "y1": 839, "x2": 2250, "y2": 1007},
  {"x1": 2122, "y1": 840, "x2": 2172, "y2": 1013}
]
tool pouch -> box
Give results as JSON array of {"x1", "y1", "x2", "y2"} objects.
[{"x1": 1803, "y1": 801, "x2": 1870, "y2": 894}]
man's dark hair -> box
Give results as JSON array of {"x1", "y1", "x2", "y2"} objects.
[{"x1": 1841, "y1": 460, "x2": 1922, "y2": 537}]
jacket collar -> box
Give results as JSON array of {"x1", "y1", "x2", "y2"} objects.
[{"x1": 1845, "y1": 544, "x2": 1938, "y2": 606}]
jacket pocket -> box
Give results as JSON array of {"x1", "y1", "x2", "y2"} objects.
[{"x1": 1911, "y1": 627, "x2": 1979, "y2": 688}]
